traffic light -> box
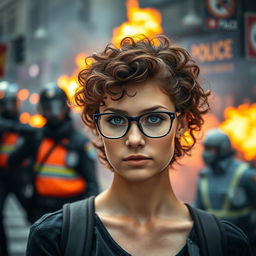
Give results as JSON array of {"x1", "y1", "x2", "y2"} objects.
[{"x1": 13, "y1": 35, "x2": 25, "y2": 64}]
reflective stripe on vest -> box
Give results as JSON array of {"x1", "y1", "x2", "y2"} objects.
[
  {"x1": 200, "y1": 163, "x2": 251, "y2": 218},
  {"x1": 35, "y1": 138, "x2": 86, "y2": 197},
  {"x1": 0, "y1": 131, "x2": 19, "y2": 168}
]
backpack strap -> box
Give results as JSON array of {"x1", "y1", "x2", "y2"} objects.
[
  {"x1": 61, "y1": 196, "x2": 95, "y2": 256},
  {"x1": 187, "y1": 205, "x2": 226, "y2": 256}
]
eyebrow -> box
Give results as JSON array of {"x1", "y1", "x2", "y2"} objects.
[{"x1": 102, "y1": 106, "x2": 170, "y2": 115}]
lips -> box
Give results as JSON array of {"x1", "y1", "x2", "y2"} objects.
[
  {"x1": 123, "y1": 155, "x2": 151, "y2": 161},
  {"x1": 123, "y1": 155, "x2": 152, "y2": 167}
]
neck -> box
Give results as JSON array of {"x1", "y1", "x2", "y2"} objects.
[{"x1": 96, "y1": 168, "x2": 183, "y2": 223}]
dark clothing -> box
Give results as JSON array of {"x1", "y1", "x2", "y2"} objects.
[
  {"x1": 0, "y1": 116, "x2": 35, "y2": 256},
  {"x1": 194, "y1": 157, "x2": 256, "y2": 249},
  {"x1": 26, "y1": 206, "x2": 252, "y2": 256},
  {"x1": 8, "y1": 119, "x2": 99, "y2": 223}
]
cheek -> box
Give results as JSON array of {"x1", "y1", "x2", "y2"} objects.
[
  {"x1": 155, "y1": 133, "x2": 176, "y2": 164},
  {"x1": 102, "y1": 139, "x2": 122, "y2": 167}
]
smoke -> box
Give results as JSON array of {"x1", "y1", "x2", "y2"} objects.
[{"x1": 32, "y1": 0, "x2": 126, "y2": 82}]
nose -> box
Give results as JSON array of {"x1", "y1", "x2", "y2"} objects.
[{"x1": 125, "y1": 122, "x2": 145, "y2": 147}]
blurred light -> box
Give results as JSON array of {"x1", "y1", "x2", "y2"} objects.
[
  {"x1": 0, "y1": 91, "x2": 5, "y2": 99},
  {"x1": 182, "y1": 11, "x2": 202, "y2": 28},
  {"x1": 29, "y1": 93, "x2": 39, "y2": 105},
  {"x1": 0, "y1": 81, "x2": 8, "y2": 90},
  {"x1": 181, "y1": 0, "x2": 202, "y2": 29},
  {"x1": 34, "y1": 27, "x2": 47, "y2": 39},
  {"x1": 29, "y1": 64, "x2": 40, "y2": 77},
  {"x1": 20, "y1": 112, "x2": 31, "y2": 124},
  {"x1": 17, "y1": 89, "x2": 29, "y2": 101},
  {"x1": 29, "y1": 114, "x2": 46, "y2": 128}
]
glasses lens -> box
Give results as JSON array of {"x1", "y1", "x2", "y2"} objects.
[
  {"x1": 140, "y1": 112, "x2": 171, "y2": 137},
  {"x1": 97, "y1": 113, "x2": 128, "y2": 138}
]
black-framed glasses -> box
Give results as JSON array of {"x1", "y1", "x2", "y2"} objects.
[{"x1": 93, "y1": 111, "x2": 176, "y2": 139}]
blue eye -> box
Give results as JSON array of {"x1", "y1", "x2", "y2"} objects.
[
  {"x1": 148, "y1": 115, "x2": 160, "y2": 123},
  {"x1": 106, "y1": 115, "x2": 125, "y2": 126},
  {"x1": 146, "y1": 114, "x2": 166, "y2": 124},
  {"x1": 139, "y1": 113, "x2": 168, "y2": 128}
]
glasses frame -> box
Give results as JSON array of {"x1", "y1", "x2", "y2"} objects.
[{"x1": 93, "y1": 111, "x2": 176, "y2": 139}]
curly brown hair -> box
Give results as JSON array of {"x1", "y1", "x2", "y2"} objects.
[{"x1": 75, "y1": 35, "x2": 210, "y2": 168}]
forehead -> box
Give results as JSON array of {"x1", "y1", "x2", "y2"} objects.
[{"x1": 99, "y1": 80, "x2": 175, "y2": 114}]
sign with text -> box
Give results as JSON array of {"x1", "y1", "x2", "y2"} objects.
[
  {"x1": 204, "y1": 0, "x2": 238, "y2": 31},
  {"x1": 181, "y1": 33, "x2": 239, "y2": 77},
  {"x1": 245, "y1": 13, "x2": 256, "y2": 60},
  {"x1": 0, "y1": 43, "x2": 7, "y2": 78}
]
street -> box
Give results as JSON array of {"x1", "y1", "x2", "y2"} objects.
[{"x1": 4, "y1": 195, "x2": 30, "y2": 256}]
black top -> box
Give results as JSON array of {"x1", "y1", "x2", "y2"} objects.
[{"x1": 26, "y1": 209, "x2": 252, "y2": 256}]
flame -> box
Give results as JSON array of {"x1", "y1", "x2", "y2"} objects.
[
  {"x1": 112, "y1": 0, "x2": 163, "y2": 47},
  {"x1": 220, "y1": 103, "x2": 256, "y2": 160},
  {"x1": 57, "y1": 0, "x2": 162, "y2": 109},
  {"x1": 57, "y1": 53, "x2": 92, "y2": 110},
  {"x1": 180, "y1": 113, "x2": 220, "y2": 147}
]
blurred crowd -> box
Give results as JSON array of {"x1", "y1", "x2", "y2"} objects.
[{"x1": 0, "y1": 81, "x2": 99, "y2": 256}]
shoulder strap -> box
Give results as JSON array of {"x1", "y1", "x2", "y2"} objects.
[
  {"x1": 61, "y1": 196, "x2": 95, "y2": 256},
  {"x1": 188, "y1": 205, "x2": 227, "y2": 256},
  {"x1": 35, "y1": 140, "x2": 59, "y2": 172}
]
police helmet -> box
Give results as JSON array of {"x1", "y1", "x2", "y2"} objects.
[
  {"x1": 0, "y1": 81, "x2": 19, "y2": 118},
  {"x1": 203, "y1": 128, "x2": 234, "y2": 161},
  {"x1": 38, "y1": 84, "x2": 70, "y2": 120}
]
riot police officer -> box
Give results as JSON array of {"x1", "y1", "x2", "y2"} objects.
[
  {"x1": 0, "y1": 81, "x2": 35, "y2": 256},
  {"x1": 8, "y1": 84, "x2": 99, "y2": 223},
  {"x1": 194, "y1": 128, "x2": 256, "y2": 251}
]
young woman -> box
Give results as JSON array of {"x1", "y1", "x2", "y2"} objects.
[{"x1": 26, "y1": 35, "x2": 252, "y2": 255}]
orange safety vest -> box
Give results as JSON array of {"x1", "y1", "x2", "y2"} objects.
[
  {"x1": 0, "y1": 131, "x2": 19, "y2": 168},
  {"x1": 35, "y1": 138, "x2": 86, "y2": 197}
]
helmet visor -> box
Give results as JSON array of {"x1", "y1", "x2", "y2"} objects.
[{"x1": 40, "y1": 99, "x2": 67, "y2": 117}]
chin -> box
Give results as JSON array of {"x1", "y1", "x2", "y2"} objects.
[{"x1": 117, "y1": 167, "x2": 161, "y2": 182}]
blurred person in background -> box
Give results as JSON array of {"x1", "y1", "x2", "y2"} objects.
[
  {"x1": 8, "y1": 84, "x2": 99, "y2": 224},
  {"x1": 194, "y1": 128, "x2": 256, "y2": 252},
  {"x1": 0, "y1": 81, "x2": 35, "y2": 256}
]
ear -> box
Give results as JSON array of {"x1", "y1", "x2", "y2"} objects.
[
  {"x1": 175, "y1": 113, "x2": 188, "y2": 138},
  {"x1": 93, "y1": 127, "x2": 104, "y2": 146}
]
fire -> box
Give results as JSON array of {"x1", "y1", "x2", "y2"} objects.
[
  {"x1": 57, "y1": 0, "x2": 162, "y2": 107},
  {"x1": 57, "y1": 53, "x2": 91, "y2": 109},
  {"x1": 219, "y1": 103, "x2": 256, "y2": 160},
  {"x1": 57, "y1": 75, "x2": 79, "y2": 105},
  {"x1": 180, "y1": 113, "x2": 220, "y2": 147},
  {"x1": 112, "y1": 0, "x2": 163, "y2": 47}
]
